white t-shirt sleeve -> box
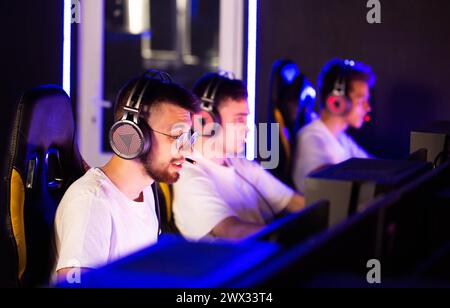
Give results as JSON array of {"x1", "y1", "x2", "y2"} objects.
[
  {"x1": 173, "y1": 172, "x2": 238, "y2": 241},
  {"x1": 348, "y1": 137, "x2": 371, "y2": 159},
  {"x1": 239, "y1": 160, "x2": 295, "y2": 214},
  {"x1": 55, "y1": 195, "x2": 112, "y2": 271},
  {"x1": 293, "y1": 132, "x2": 340, "y2": 192}
]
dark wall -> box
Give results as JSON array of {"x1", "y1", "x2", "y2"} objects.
[
  {"x1": 1, "y1": 0, "x2": 63, "y2": 157},
  {"x1": 257, "y1": 0, "x2": 450, "y2": 159}
]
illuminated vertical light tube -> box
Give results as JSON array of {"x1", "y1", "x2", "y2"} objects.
[
  {"x1": 63, "y1": 0, "x2": 72, "y2": 96},
  {"x1": 246, "y1": 0, "x2": 258, "y2": 160}
]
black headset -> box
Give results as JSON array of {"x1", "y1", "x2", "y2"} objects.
[
  {"x1": 199, "y1": 71, "x2": 235, "y2": 125},
  {"x1": 109, "y1": 70, "x2": 172, "y2": 160},
  {"x1": 325, "y1": 60, "x2": 353, "y2": 116}
]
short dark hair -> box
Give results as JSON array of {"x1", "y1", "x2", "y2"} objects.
[
  {"x1": 318, "y1": 58, "x2": 376, "y2": 108},
  {"x1": 114, "y1": 76, "x2": 200, "y2": 122},
  {"x1": 192, "y1": 73, "x2": 248, "y2": 113}
]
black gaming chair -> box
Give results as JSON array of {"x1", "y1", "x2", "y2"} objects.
[
  {"x1": 267, "y1": 60, "x2": 317, "y2": 187},
  {"x1": 1, "y1": 85, "x2": 86, "y2": 287},
  {"x1": 267, "y1": 60, "x2": 300, "y2": 187},
  {"x1": 283, "y1": 73, "x2": 318, "y2": 140},
  {"x1": 156, "y1": 183, "x2": 180, "y2": 235}
]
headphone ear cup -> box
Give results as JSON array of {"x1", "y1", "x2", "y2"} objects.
[
  {"x1": 109, "y1": 120, "x2": 148, "y2": 159},
  {"x1": 197, "y1": 110, "x2": 220, "y2": 137},
  {"x1": 326, "y1": 95, "x2": 350, "y2": 116}
]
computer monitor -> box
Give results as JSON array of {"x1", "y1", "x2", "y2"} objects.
[
  {"x1": 231, "y1": 161, "x2": 450, "y2": 287},
  {"x1": 57, "y1": 235, "x2": 279, "y2": 288},
  {"x1": 230, "y1": 201, "x2": 383, "y2": 287},
  {"x1": 378, "y1": 160, "x2": 450, "y2": 279},
  {"x1": 414, "y1": 241, "x2": 450, "y2": 285},
  {"x1": 305, "y1": 158, "x2": 432, "y2": 227},
  {"x1": 411, "y1": 121, "x2": 450, "y2": 167},
  {"x1": 244, "y1": 200, "x2": 329, "y2": 248},
  {"x1": 408, "y1": 148, "x2": 428, "y2": 162}
]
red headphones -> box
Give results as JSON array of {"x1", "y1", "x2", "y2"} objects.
[{"x1": 325, "y1": 62, "x2": 352, "y2": 116}]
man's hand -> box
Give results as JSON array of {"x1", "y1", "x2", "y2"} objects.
[
  {"x1": 211, "y1": 216, "x2": 264, "y2": 240},
  {"x1": 285, "y1": 193, "x2": 305, "y2": 213}
]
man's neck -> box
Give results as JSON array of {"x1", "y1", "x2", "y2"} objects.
[
  {"x1": 100, "y1": 155, "x2": 154, "y2": 202},
  {"x1": 320, "y1": 113, "x2": 349, "y2": 138}
]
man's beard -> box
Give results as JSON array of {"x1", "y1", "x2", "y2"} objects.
[{"x1": 141, "y1": 156, "x2": 180, "y2": 184}]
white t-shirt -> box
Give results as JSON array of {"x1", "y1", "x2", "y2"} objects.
[
  {"x1": 293, "y1": 119, "x2": 370, "y2": 193},
  {"x1": 172, "y1": 153, "x2": 295, "y2": 241},
  {"x1": 53, "y1": 168, "x2": 159, "y2": 273}
]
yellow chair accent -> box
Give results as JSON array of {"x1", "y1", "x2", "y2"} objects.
[
  {"x1": 10, "y1": 168, "x2": 26, "y2": 280},
  {"x1": 159, "y1": 183, "x2": 172, "y2": 222},
  {"x1": 273, "y1": 107, "x2": 291, "y2": 164}
]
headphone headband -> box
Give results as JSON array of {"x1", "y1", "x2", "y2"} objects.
[
  {"x1": 325, "y1": 60, "x2": 354, "y2": 116},
  {"x1": 123, "y1": 69, "x2": 173, "y2": 116},
  {"x1": 200, "y1": 71, "x2": 235, "y2": 112}
]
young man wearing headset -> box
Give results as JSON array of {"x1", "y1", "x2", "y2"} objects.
[
  {"x1": 172, "y1": 73, "x2": 305, "y2": 241},
  {"x1": 292, "y1": 59, "x2": 375, "y2": 194},
  {"x1": 54, "y1": 71, "x2": 199, "y2": 280}
]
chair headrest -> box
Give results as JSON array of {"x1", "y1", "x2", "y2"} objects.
[
  {"x1": 10, "y1": 84, "x2": 85, "y2": 217},
  {"x1": 17, "y1": 85, "x2": 75, "y2": 155},
  {"x1": 269, "y1": 59, "x2": 299, "y2": 108}
]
